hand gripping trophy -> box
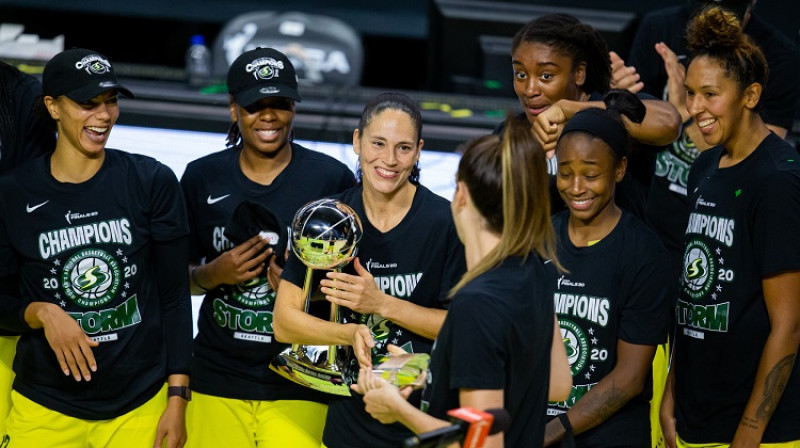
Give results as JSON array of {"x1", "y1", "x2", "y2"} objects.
[{"x1": 270, "y1": 198, "x2": 362, "y2": 396}]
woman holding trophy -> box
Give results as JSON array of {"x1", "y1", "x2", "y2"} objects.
[
  {"x1": 273, "y1": 92, "x2": 467, "y2": 448},
  {"x1": 352, "y1": 115, "x2": 572, "y2": 448}
]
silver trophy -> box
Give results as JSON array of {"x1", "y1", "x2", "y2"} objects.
[{"x1": 270, "y1": 198, "x2": 362, "y2": 396}]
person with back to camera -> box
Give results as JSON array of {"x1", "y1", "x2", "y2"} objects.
[
  {"x1": 0, "y1": 59, "x2": 57, "y2": 435},
  {"x1": 543, "y1": 90, "x2": 672, "y2": 448},
  {"x1": 0, "y1": 48, "x2": 192, "y2": 448},
  {"x1": 612, "y1": 0, "x2": 800, "y2": 288},
  {"x1": 351, "y1": 114, "x2": 573, "y2": 448},
  {"x1": 505, "y1": 13, "x2": 681, "y2": 222},
  {"x1": 659, "y1": 6, "x2": 800, "y2": 448},
  {"x1": 179, "y1": 46, "x2": 355, "y2": 448},
  {"x1": 273, "y1": 92, "x2": 467, "y2": 448}
]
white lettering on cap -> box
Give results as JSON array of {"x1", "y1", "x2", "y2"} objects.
[
  {"x1": 75, "y1": 55, "x2": 112, "y2": 74},
  {"x1": 246, "y1": 57, "x2": 285, "y2": 80}
]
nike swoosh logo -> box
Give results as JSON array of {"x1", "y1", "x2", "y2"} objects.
[
  {"x1": 26, "y1": 201, "x2": 49, "y2": 213},
  {"x1": 207, "y1": 194, "x2": 231, "y2": 205}
]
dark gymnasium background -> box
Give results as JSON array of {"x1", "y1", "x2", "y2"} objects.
[{"x1": 2, "y1": 0, "x2": 798, "y2": 151}]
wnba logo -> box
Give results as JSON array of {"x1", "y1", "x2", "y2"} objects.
[{"x1": 62, "y1": 249, "x2": 121, "y2": 307}]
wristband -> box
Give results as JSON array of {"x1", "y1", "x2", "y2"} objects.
[
  {"x1": 191, "y1": 266, "x2": 210, "y2": 292},
  {"x1": 558, "y1": 413, "x2": 576, "y2": 448},
  {"x1": 167, "y1": 385, "x2": 192, "y2": 401},
  {"x1": 558, "y1": 413, "x2": 573, "y2": 434}
]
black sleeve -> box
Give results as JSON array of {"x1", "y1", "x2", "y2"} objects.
[
  {"x1": 0, "y1": 190, "x2": 32, "y2": 334},
  {"x1": 0, "y1": 274, "x2": 33, "y2": 334},
  {"x1": 336, "y1": 166, "x2": 358, "y2": 192},
  {"x1": 152, "y1": 236, "x2": 193, "y2": 376},
  {"x1": 179, "y1": 165, "x2": 204, "y2": 263}
]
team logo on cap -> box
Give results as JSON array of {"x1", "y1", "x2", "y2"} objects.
[
  {"x1": 75, "y1": 55, "x2": 112, "y2": 75},
  {"x1": 246, "y1": 57, "x2": 284, "y2": 81},
  {"x1": 260, "y1": 87, "x2": 280, "y2": 94}
]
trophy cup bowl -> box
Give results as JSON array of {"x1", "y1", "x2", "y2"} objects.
[{"x1": 270, "y1": 198, "x2": 362, "y2": 396}]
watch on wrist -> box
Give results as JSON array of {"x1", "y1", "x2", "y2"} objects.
[{"x1": 167, "y1": 385, "x2": 192, "y2": 401}]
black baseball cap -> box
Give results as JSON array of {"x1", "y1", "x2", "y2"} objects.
[
  {"x1": 688, "y1": 0, "x2": 752, "y2": 20},
  {"x1": 226, "y1": 47, "x2": 301, "y2": 107},
  {"x1": 42, "y1": 48, "x2": 134, "y2": 102}
]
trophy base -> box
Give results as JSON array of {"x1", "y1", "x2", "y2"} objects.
[
  {"x1": 372, "y1": 352, "x2": 430, "y2": 388},
  {"x1": 270, "y1": 348, "x2": 351, "y2": 397}
]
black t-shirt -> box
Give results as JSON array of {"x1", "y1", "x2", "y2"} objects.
[
  {"x1": 548, "y1": 211, "x2": 671, "y2": 448},
  {"x1": 0, "y1": 149, "x2": 191, "y2": 420},
  {"x1": 632, "y1": 6, "x2": 800, "y2": 278},
  {"x1": 282, "y1": 184, "x2": 467, "y2": 448},
  {"x1": 179, "y1": 142, "x2": 355, "y2": 402},
  {"x1": 0, "y1": 67, "x2": 55, "y2": 174},
  {"x1": 674, "y1": 133, "x2": 800, "y2": 443},
  {"x1": 423, "y1": 255, "x2": 555, "y2": 448}
]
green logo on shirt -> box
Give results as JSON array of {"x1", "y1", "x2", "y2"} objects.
[
  {"x1": 232, "y1": 276, "x2": 274, "y2": 307},
  {"x1": 682, "y1": 240, "x2": 716, "y2": 300},
  {"x1": 62, "y1": 249, "x2": 122, "y2": 307},
  {"x1": 67, "y1": 295, "x2": 142, "y2": 334},
  {"x1": 558, "y1": 319, "x2": 588, "y2": 376}
]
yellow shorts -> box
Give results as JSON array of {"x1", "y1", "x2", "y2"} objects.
[
  {"x1": 651, "y1": 342, "x2": 670, "y2": 448},
  {"x1": 5, "y1": 383, "x2": 168, "y2": 448},
  {"x1": 0, "y1": 336, "x2": 17, "y2": 436},
  {"x1": 185, "y1": 392, "x2": 327, "y2": 448},
  {"x1": 677, "y1": 435, "x2": 800, "y2": 447}
]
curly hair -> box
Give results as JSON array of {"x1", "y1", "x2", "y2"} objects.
[{"x1": 686, "y1": 6, "x2": 768, "y2": 96}]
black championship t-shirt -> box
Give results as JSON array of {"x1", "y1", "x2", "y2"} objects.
[
  {"x1": 0, "y1": 149, "x2": 190, "y2": 420},
  {"x1": 674, "y1": 133, "x2": 800, "y2": 443},
  {"x1": 282, "y1": 184, "x2": 467, "y2": 448},
  {"x1": 633, "y1": 6, "x2": 800, "y2": 278},
  {"x1": 180, "y1": 142, "x2": 355, "y2": 401},
  {"x1": 547, "y1": 211, "x2": 671, "y2": 448},
  {"x1": 423, "y1": 255, "x2": 555, "y2": 448}
]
